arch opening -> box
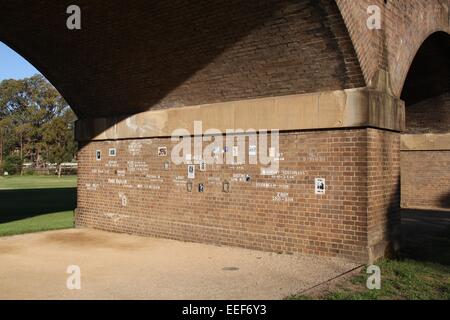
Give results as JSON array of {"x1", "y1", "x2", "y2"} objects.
[
  {"x1": 399, "y1": 32, "x2": 450, "y2": 265},
  {"x1": 401, "y1": 31, "x2": 450, "y2": 134},
  {"x1": 0, "y1": 41, "x2": 77, "y2": 236}
]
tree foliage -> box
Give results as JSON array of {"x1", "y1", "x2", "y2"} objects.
[
  {"x1": 0, "y1": 74, "x2": 77, "y2": 173},
  {"x1": 1, "y1": 155, "x2": 22, "y2": 175}
]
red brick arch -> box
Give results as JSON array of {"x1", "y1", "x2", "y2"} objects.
[
  {"x1": 0, "y1": 0, "x2": 365, "y2": 119},
  {"x1": 1, "y1": 1, "x2": 448, "y2": 118},
  {"x1": 336, "y1": 0, "x2": 450, "y2": 96},
  {"x1": 398, "y1": 30, "x2": 450, "y2": 99},
  {"x1": 401, "y1": 31, "x2": 450, "y2": 107}
]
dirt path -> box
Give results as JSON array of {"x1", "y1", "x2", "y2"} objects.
[{"x1": 0, "y1": 228, "x2": 358, "y2": 300}]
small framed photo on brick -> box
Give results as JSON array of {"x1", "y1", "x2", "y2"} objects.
[
  {"x1": 315, "y1": 178, "x2": 326, "y2": 195},
  {"x1": 222, "y1": 180, "x2": 230, "y2": 193},
  {"x1": 199, "y1": 160, "x2": 206, "y2": 172},
  {"x1": 164, "y1": 160, "x2": 170, "y2": 171},
  {"x1": 187, "y1": 164, "x2": 195, "y2": 179},
  {"x1": 158, "y1": 146, "x2": 168, "y2": 157},
  {"x1": 108, "y1": 148, "x2": 117, "y2": 157}
]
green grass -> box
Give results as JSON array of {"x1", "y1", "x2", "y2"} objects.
[
  {"x1": 322, "y1": 259, "x2": 450, "y2": 300},
  {"x1": 0, "y1": 175, "x2": 77, "y2": 236},
  {"x1": 0, "y1": 211, "x2": 74, "y2": 237},
  {"x1": 288, "y1": 260, "x2": 450, "y2": 300},
  {"x1": 0, "y1": 175, "x2": 77, "y2": 190}
]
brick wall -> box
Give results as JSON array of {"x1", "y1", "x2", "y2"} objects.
[
  {"x1": 400, "y1": 92, "x2": 450, "y2": 211},
  {"x1": 401, "y1": 151, "x2": 450, "y2": 210},
  {"x1": 367, "y1": 129, "x2": 401, "y2": 259},
  {"x1": 76, "y1": 128, "x2": 400, "y2": 262},
  {"x1": 405, "y1": 92, "x2": 450, "y2": 134}
]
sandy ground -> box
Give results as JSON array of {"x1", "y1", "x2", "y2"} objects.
[{"x1": 0, "y1": 228, "x2": 358, "y2": 300}]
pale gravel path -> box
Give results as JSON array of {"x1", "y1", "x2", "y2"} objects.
[{"x1": 0, "y1": 228, "x2": 358, "y2": 300}]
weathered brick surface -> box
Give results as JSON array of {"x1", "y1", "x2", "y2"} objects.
[
  {"x1": 401, "y1": 151, "x2": 450, "y2": 210},
  {"x1": 76, "y1": 128, "x2": 400, "y2": 262}
]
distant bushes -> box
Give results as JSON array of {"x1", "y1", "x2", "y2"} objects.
[
  {"x1": 21, "y1": 168, "x2": 36, "y2": 176},
  {"x1": 1, "y1": 155, "x2": 23, "y2": 175}
]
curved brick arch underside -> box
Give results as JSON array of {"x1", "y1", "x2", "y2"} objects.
[
  {"x1": 401, "y1": 31, "x2": 450, "y2": 134},
  {"x1": 401, "y1": 31, "x2": 450, "y2": 108},
  {"x1": 336, "y1": 0, "x2": 450, "y2": 96},
  {"x1": 0, "y1": 0, "x2": 365, "y2": 119}
]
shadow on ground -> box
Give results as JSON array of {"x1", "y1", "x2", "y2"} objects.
[
  {"x1": 401, "y1": 209, "x2": 450, "y2": 266},
  {"x1": 0, "y1": 188, "x2": 76, "y2": 223}
]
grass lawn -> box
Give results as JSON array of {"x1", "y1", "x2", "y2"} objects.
[
  {"x1": 288, "y1": 259, "x2": 450, "y2": 300},
  {"x1": 0, "y1": 175, "x2": 77, "y2": 190},
  {"x1": 0, "y1": 175, "x2": 77, "y2": 236}
]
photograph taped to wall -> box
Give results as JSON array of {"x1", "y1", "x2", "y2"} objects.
[
  {"x1": 222, "y1": 180, "x2": 230, "y2": 193},
  {"x1": 315, "y1": 178, "x2": 326, "y2": 195},
  {"x1": 108, "y1": 148, "x2": 117, "y2": 157},
  {"x1": 199, "y1": 160, "x2": 206, "y2": 172},
  {"x1": 187, "y1": 164, "x2": 195, "y2": 179},
  {"x1": 164, "y1": 160, "x2": 170, "y2": 171},
  {"x1": 158, "y1": 146, "x2": 168, "y2": 157}
]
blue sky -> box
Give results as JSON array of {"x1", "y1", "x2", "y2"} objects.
[{"x1": 0, "y1": 42, "x2": 41, "y2": 81}]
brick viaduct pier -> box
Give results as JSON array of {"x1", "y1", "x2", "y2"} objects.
[{"x1": 1, "y1": 0, "x2": 449, "y2": 262}]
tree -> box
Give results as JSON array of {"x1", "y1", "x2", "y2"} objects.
[
  {"x1": 2, "y1": 155, "x2": 22, "y2": 175},
  {"x1": 0, "y1": 74, "x2": 77, "y2": 174},
  {"x1": 42, "y1": 110, "x2": 77, "y2": 176}
]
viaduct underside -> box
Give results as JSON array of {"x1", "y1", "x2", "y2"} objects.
[{"x1": 1, "y1": 0, "x2": 449, "y2": 262}]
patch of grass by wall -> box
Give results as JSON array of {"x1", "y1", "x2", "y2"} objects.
[
  {"x1": 0, "y1": 211, "x2": 74, "y2": 237},
  {"x1": 316, "y1": 259, "x2": 450, "y2": 300},
  {"x1": 0, "y1": 176, "x2": 77, "y2": 236}
]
